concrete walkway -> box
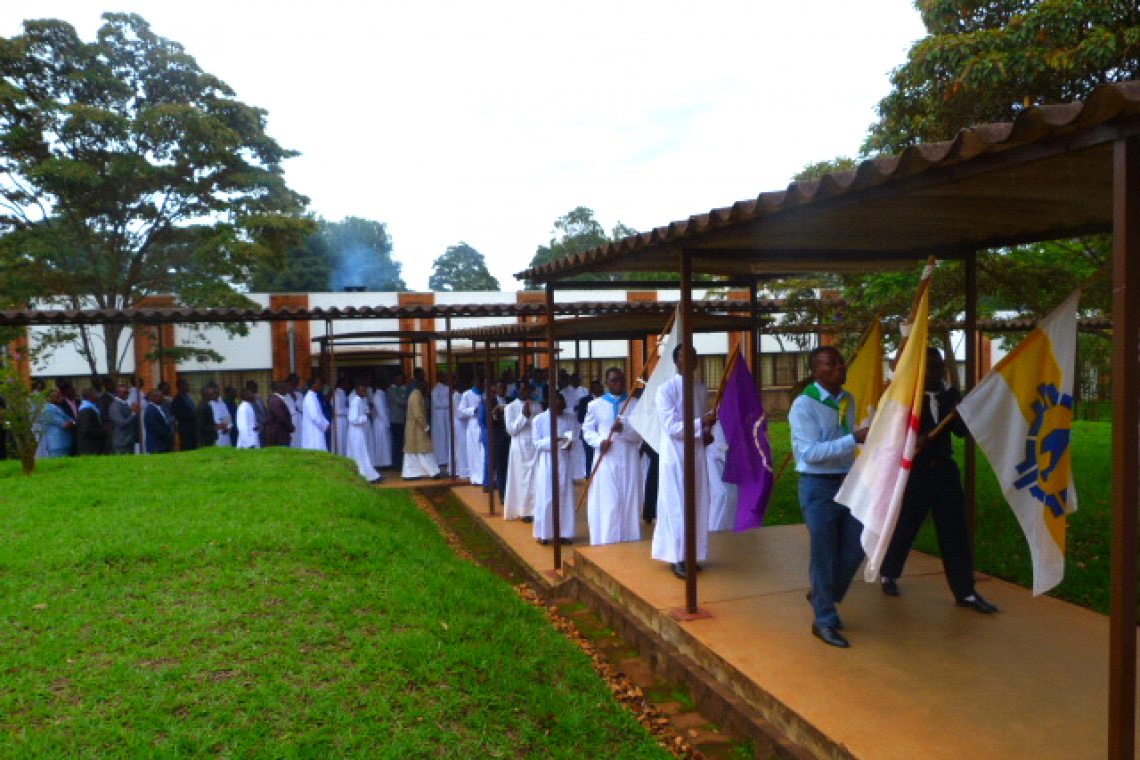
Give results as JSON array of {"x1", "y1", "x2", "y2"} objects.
[{"x1": 443, "y1": 481, "x2": 1137, "y2": 760}]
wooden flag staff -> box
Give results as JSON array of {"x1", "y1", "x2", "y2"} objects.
[{"x1": 574, "y1": 309, "x2": 677, "y2": 512}]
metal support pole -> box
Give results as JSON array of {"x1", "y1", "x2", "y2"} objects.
[
  {"x1": 484, "y1": 340, "x2": 495, "y2": 516},
  {"x1": 749, "y1": 280, "x2": 762, "y2": 391},
  {"x1": 964, "y1": 250, "x2": 978, "y2": 538},
  {"x1": 447, "y1": 317, "x2": 457, "y2": 483},
  {"x1": 681, "y1": 249, "x2": 698, "y2": 614},
  {"x1": 546, "y1": 284, "x2": 562, "y2": 571},
  {"x1": 327, "y1": 319, "x2": 338, "y2": 454},
  {"x1": 1108, "y1": 136, "x2": 1140, "y2": 760}
]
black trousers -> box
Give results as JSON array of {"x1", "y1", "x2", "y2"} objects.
[
  {"x1": 390, "y1": 423, "x2": 405, "y2": 470},
  {"x1": 880, "y1": 457, "x2": 976, "y2": 600},
  {"x1": 642, "y1": 447, "x2": 659, "y2": 522}
]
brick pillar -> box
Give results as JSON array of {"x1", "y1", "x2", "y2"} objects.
[
  {"x1": 133, "y1": 296, "x2": 177, "y2": 388},
  {"x1": 626, "y1": 291, "x2": 659, "y2": 380},
  {"x1": 270, "y1": 295, "x2": 312, "y2": 381},
  {"x1": 517, "y1": 291, "x2": 547, "y2": 370},
  {"x1": 7, "y1": 332, "x2": 32, "y2": 382},
  {"x1": 398, "y1": 292, "x2": 436, "y2": 380}
]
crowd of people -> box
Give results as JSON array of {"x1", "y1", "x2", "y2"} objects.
[{"x1": 5, "y1": 341, "x2": 993, "y2": 650}]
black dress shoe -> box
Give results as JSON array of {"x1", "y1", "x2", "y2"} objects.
[
  {"x1": 881, "y1": 577, "x2": 901, "y2": 597},
  {"x1": 812, "y1": 623, "x2": 850, "y2": 648},
  {"x1": 956, "y1": 593, "x2": 998, "y2": 614},
  {"x1": 521, "y1": 516, "x2": 534, "y2": 524},
  {"x1": 671, "y1": 562, "x2": 687, "y2": 580}
]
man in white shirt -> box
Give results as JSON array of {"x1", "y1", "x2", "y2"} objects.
[
  {"x1": 333, "y1": 378, "x2": 350, "y2": 456},
  {"x1": 503, "y1": 381, "x2": 541, "y2": 521},
  {"x1": 302, "y1": 376, "x2": 330, "y2": 451},
  {"x1": 582, "y1": 368, "x2": 643, "y2": 545},
  {"x1": 458, "y1": 380, "x2": 485, "y2": 485},
  {"x1": 235, "y1": 388, "x2": 260, "y2": 449},
  {"x1": 346, "y1": 382, "x2": 380, "y2": 482},
  {"x1": 650, "y1": 345, "x2": 715, "y2": 580},
  {"x1": 431, "y1": 373, "x2": 452, "y2": 472},
  {"x1": 209, "y1": 390, "x2": 232, "y2": 447}
]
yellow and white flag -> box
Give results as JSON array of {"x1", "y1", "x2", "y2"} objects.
[
  {"x1": 844, "y1": 319, "x2": 885, "y2": 429},
  {"x1": 836, "y1": 265, "x2": 933, "y2": 582},
  {"x1": 957, "y1": 290, "x2": 1079, "y2": 596}
]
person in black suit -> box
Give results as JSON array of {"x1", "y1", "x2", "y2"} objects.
[
  {"x1": 879, "y1": 348, "x2": 997, "y2": 614},
  {"x1": 76, "y1": 387, "x2": 108, "y2": 456},
  {"x1": 97, "y1": 377, "x2": 116, "y2": 453},
  {"x1": 195, "y1": 385, "x2": 219, "y2": 448},
  {"x1": 170, "y1": 379, "x2": 198, "y2": 451},
  {"x1": 144, "y1": 389, "x2": 175, "y2": 454}
]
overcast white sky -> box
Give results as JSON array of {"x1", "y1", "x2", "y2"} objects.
[{"x1": 1, "y1": 2, "x2": 927, "y2": 291}]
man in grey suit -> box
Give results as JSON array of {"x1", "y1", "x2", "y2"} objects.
[{"x1": 109, "y1": 383, "x2": 139, "y2": 455}]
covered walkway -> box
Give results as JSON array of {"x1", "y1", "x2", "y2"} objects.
[{"x1": 446, "y1": 481, "x2": 1134, "y2": 760}]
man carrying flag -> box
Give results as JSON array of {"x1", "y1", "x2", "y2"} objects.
[
  {"x1": 789, "y1": 345, "x2": 869, "y2": 648},
  {"x1": 878, "y1": 347, "x2": 998, "y2": 613},
  {"x1": 957, "y1": 290, "x2": 1080, "y2": 596}
]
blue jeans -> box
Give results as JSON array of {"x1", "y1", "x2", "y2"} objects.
[{"x1": 799, "y1": 474, "x2": 865, "y2": 628}]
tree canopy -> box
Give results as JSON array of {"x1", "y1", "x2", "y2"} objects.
[
  {"x1": 524, "y1": 207, "x2": 673, "y2": 288},
  {"x1": 865, "y1": 0, "x2": 1140, "y2": 154},
  {"x1": 428, "y1": 242, "x2": 499, "y2": 291},
  {"x1": 0, "y1": 13, "x2": 312, "y2": 376},
  {"x1": 250, "y1": 217, "x2": 405, "y2": 293}
]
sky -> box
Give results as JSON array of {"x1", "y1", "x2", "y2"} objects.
[{"x1": 0, "y1": 2, "x2": 928, "y2": 292}]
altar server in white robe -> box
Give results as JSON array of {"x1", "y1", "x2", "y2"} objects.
[
  {"x1": 452, "y1": 385, "x2": 470, "y2": 479},
  {"x1": 301, "y1": 376, "x2": 330, "y2": 451},
  {"x1": 347, "y1": 383, "x2": 380, "y2": 482},
  {"x1": 504, "y1": 381, "x2": 542, "y2": 520},
  {"x1": 235, "y1": 389, "x2": 260, "y2": 449},
  {"x1": 707, "y1": 420, "x2": 738, "y2": 532},
  {"x1": 286, "y1": 376, "x2": 304, "y2": 448},
  {"x1": 431, "y1": 374, "x2": 452, "y2": 470},
  {"x1": 209, "y1": 395, "x2": 232, "y2": 447},
  {"x1": 458, "y1": 381, "x2": 485, "y2": 485},
  {"x1": 651, "y1": 345, "x2": 714, "y2": 580},
  {"x1": 582, "y1": 368, "x2": 643, "y2": 545},
  {"x1": 533, "y1": 391, "x2": 577, "y2": 544},
  {"x1": 558, "y1": 377, "x2": 589, "y2": 479},
  {"x1": 332, "y1": 379, "x2": 350, "y2": 456},
  {"x1": 371, "y1": 381, "x2": 393, "y2": 468}
]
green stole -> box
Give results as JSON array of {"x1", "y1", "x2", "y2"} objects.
[{"x1": 802, "y1": 383, "x2": 851, "y2": 434}]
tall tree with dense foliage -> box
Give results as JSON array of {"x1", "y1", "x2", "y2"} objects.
[
  {"x1": 525, "y1": 207, "x2": 656, "y2": 288},
  {"x1": 251, "y1": 217, "x2": 404, "y2": 293},
  {"x1": 428, "y1": 242, "x2": 500, "y2": 291},
  {"x1": 321, "y1": 217, "x2": 405, "y2": 292},
  {"x1": 865, "y1": 0, "x2": 1140, "y2": 154},
  {"x1": 0, "y1": 13, "x2": 313, "y2": 376}
]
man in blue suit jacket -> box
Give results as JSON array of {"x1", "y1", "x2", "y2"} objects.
[{"x1": 144, "y1": 389, "x2": 175, "y2": 454}]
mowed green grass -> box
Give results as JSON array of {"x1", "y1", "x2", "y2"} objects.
[
  {"x1": 0, "y1": 449, "x2": 669, "y2": 759},
  {"x1": 765, "y1": 419, "x2": 1114, "y2": 615}
]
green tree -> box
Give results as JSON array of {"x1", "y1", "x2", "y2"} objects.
[
  {"x1": 526, "y1": 207, "x2": 664, "y2": 287},
  {"x1": 865, "y1": 0, "x2": 1140, "y2": 154},
  {"x1": 322, "y1": 217, "x2": 405, "y2": 292},
  {"x1": 0, "y1": 13, "x2": 313, "y2": 376},
  {"x1": 250, "y1": 217, "x2": 405, "y2": 292},
  {"x1": 249, "y1": 226, "x2": 334, "y2": 292},
  {"x1": 428, "y1": 242, "x2": 500, "y2": 291}
]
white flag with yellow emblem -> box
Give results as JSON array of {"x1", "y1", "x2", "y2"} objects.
[{"x1": 957, "y1": 290, "x2": 1079, "y2": 596}]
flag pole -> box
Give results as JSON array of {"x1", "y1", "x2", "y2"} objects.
[
  {"x1": 711, "y1": 343, "x2": 742, "y2": 413},
  {"x1": 574, "y1": 308, "x2": 677, "y2": 512}
]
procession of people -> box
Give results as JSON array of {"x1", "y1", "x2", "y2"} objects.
[{"x1": 8, "y1": 337, "x2": 998, "y2": 653}]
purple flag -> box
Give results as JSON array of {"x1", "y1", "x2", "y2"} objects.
[{"x1": 720, "y1": 357, "x2": 774, "y2": 531}]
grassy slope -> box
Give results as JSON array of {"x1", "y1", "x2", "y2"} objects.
[
  {"x1": 0, "y1": 449, "x2": 668, "y2": 759},
  {"x1": 764, "y1": 420, "x2": 1113, "y2": 614}
]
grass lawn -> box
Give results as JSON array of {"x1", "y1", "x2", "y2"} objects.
[
  {"x1": 0, "y1": 448, "x2": 670, "y2": 759},
  {"x1": 764, "y1": 419, "x2": 1114, "y2": 615}
]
